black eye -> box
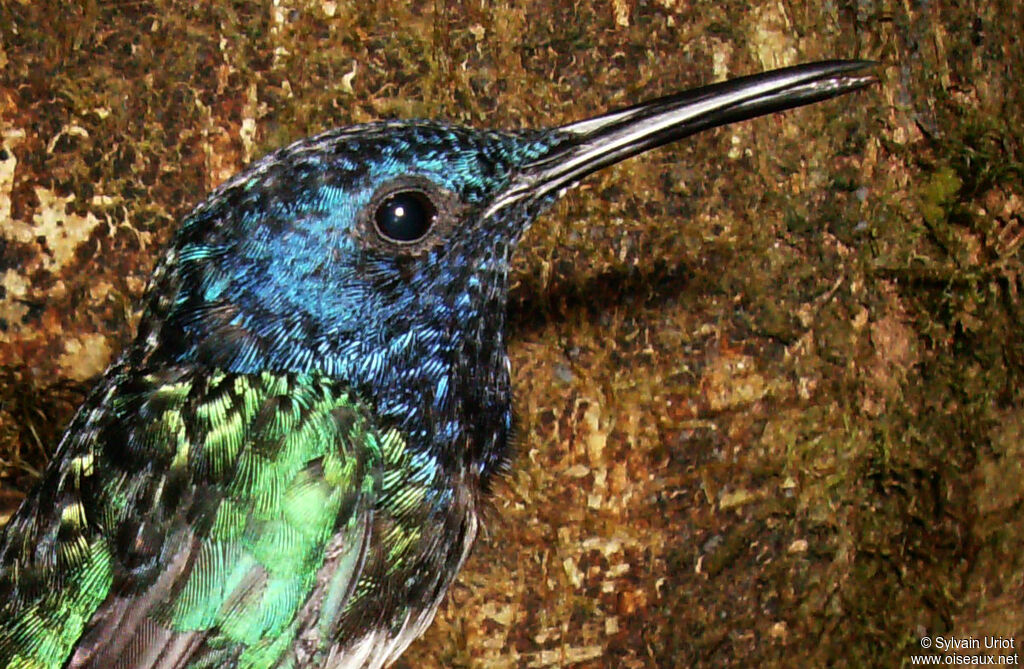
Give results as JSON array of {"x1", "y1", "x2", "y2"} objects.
[{"x1": 374, "y1": 190, "x2": 437, "y2": 243}]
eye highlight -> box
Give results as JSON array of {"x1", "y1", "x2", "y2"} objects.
[{"x1": 374, "y1": 190, "x2": 437, "y2": 243}]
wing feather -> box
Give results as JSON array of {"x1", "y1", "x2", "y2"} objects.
[{"x1": 0, "y1": 368, "x2": 382, "y2": 669}]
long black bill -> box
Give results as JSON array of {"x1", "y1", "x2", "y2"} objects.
[{"x1": 488, "y1": 60, "x2": 875, "y2": 217}]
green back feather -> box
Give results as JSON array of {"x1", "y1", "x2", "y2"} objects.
[{"x1": 0, "y1": 368, "x2": 387, "y2": 668}]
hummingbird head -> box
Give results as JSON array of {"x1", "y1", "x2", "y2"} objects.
[{"x1": 134, "y1": 61, "x2": 875, "y2": 482}]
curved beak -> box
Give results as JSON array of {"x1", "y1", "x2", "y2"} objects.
[{"x1": 487, "y1": 60, "x2": 876, "y2": 217}]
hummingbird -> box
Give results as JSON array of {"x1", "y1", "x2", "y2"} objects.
[{"x1": 0, "y1": 61, "x2": 874, "y2": 668}]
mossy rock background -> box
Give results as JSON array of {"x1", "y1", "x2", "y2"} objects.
[{"x1": 1, "y1": 1, "x2": 1021, "y2": 666}]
